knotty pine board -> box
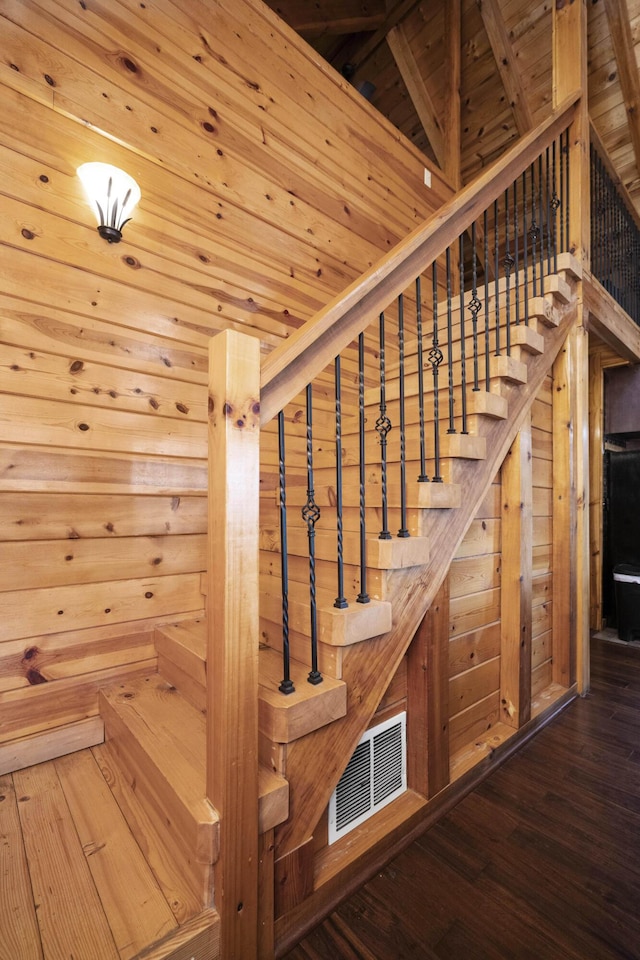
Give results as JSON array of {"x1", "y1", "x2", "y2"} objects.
[
  {"x1": 0, "y1": 774, "x2": 43, "y2": 960},
  {"x1": 13, "y1": 762, "x2": 120, "y2": 959}
]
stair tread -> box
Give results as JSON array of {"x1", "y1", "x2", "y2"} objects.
[
  {"x1": 101, "y1": 673, "x2": 289, "y2": 836},
  {"x1": 155, "y1": 620, "x2": 348, "y2": 741}
]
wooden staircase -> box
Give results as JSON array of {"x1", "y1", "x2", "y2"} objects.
[{"x1": 82, "y1": 254, "x2": 580, "y2": 958}]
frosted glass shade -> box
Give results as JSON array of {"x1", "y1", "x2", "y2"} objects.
[{"x1": 77, "y1": 162, "x2": 141, "y2": 242}]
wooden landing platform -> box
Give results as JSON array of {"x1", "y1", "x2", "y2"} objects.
[{"x1": 0, "y1": 747, "x2": 219, "y2": 960}]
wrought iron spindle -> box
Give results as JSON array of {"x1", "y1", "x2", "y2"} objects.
[
  {"x1": 277, "y1": 411, "x2": 294, "y2": 694},
  {"x1": 397, "y1": 294, "x2": 409, "y2": 536},
  {"x1": 538, "y1": 154, "x2": 545, "y2": 294},
  {"x1": 431, "y1": 261, "x2": 443, "y2": 482},
  {"x1": 459, "y1": 234, "x2": 468, "y2": 433},
  {"x1": 483, "y1": 209, "x2": 491, "y2": 388},
  {"x1": 564, "y1": 129, "x2": 570, "y2": 251},
  {"x1": 333, "y1": 356, "x2": 347, "y2": 610},
  {"x1": 303, "y1": 383, "x2": 322, "y2": 685},
  {"x1": 503, "y1": 187, "x2": 513, "y2": 356},
  {"x1": 545, "y1": 146, "x2": 552, "y2": 274},
  {"x1": 416, "y1": 276, "x2": 429, "y2": 482},
  {"x1": 529, "y1": 160, "x2": 539, "y2": 297},
  {"x1": 469, "y1": 222, "x2": 481, "y2": 391},
  {"x1": 514, "y1": 179, "x2": 521, "y2": 326},
  {"x1": 376, "y1": 312, "x2": 392, "y2": 540},
  {"x1": 551, "y1": 138, "x2": 561, "y2": 274},
  {"x1": 494, "y1": 198, "x2": 500, "y2": 356},
  {"x1": 357, "y1": 332, "x2": 370, "y2": 604},
  {"x1": 445, "y1": 248, "x2": 456, "y2": 434},
  {"x1": 559, "y1": 132, "x2": 566, "y2": 252},
  {"x1": 522, "y1": 168, "x2": 529, "y2": 325}
]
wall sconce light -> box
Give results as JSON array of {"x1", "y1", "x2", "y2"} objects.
[{"x1": 77, "y1": 162, "x2": 141, "y2": 243}]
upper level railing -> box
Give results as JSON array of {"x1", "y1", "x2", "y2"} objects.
[{"x1": 590, "y1": 132, "x2": 640, "y2": 325}]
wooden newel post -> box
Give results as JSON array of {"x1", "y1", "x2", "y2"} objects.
[
  {"x1": 207, "y1": 330, "x2": 261, "y2": 959},
  {"x1": 553, "y1": 0, "x2": 591, "y2": 694}
]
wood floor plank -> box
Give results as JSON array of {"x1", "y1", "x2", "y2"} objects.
[
  {"x1": 284, "y1": 637, "x2": 640, "y2": 959},
  {"x1": 13, "y1": 762, "x2": 119, "y2": 960},
  {"x1": 54, "y1": 750, "x2": 178, "y2": 959},
  {"x1": 0, "y1": 774, "x2": 42, "y2": 960}
]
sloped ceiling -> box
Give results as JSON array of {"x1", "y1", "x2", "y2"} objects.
[{"x1": 263, "y1": 0, "x2": 640, "y2": 218}]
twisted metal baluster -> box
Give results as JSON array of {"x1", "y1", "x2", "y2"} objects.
[
  {"x1": 303, "y1": 383, "x2": 322, "y2": 685},
  {"x1": 459, "y1": 233, "x2": 468, "y2": 434},
  {"x1": 494, "y1": 198, "x2": 501, "y2": 356},
  {"x1": 514, "y1": 179, "x2": 521, "y2": 325},
  {"x1": 522, "y1": 168, "x2": 529, "y2": 325},
  {"x1": 504, "y1": 187, "x2": 514, "y2": 356},
  {"x1": 469, "y1": 222, "x2": 481, "y2": 392},
  {"x1": 446, "y1": 248, "x2": 456, "y2": 434},
  {"x1": 529, "y1": 161, "x2": 539, "y2": 298},
  {"x1": 278, "y1": 411, "x2": 294, "y2": 694},
  {"x1": 334, "y1": 355, "x2": 347, "y2": 609},
  {"x1": 376, "y1": 312, "x2": 392, "y2": 540},
  {"x1": 538, "y1": 154, "x2": 545, "y2": 294},
  {"x1": 398, "y1": 294, "x2": 409, "y2": 536},
  {"x1": 416, "y1": 275, "x2": 429, "y2": 482},
  {"x1": 431, "y1": 261, "x2": 444, "y2": 482},
  {"x1": 483, "y1": 209, "x2": 491, "y2": 389},
  {"x1": 551, "y1": 138, "x2": 560, "y2": 274},
  {"x1": 357, "y1": 332, "x2": 370, "y2": 603}
]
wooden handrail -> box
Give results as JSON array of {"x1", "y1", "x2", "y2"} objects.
[{"x1": 260, "y1": 91, "x2": 580, "y2": 427}]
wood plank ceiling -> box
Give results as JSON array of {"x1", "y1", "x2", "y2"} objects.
[{"x1": 263, "y1": 0, "x2": 640, "y2": 217}]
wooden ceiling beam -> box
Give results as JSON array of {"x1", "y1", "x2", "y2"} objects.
[
  {"x1": 270, "y1": 0, "x2": 385, "y2": 36},
  {"x1": 387, "y1": 23, "x2": 446, "y2": 169},
  {"x1": 477, "y1": 0, "x2": 534, "y2": 134},
  {"x1": 349, "y1": 0, "x2": 423, "y2": 71},
  {"x1": 602, "y1": 0, "x2": 640, "y2": 180},
  {"x1": 444, "y1": 0, "x2": 462, "y2": 188}
]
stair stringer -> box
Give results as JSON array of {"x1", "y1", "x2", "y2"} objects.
[{"x1": 273, "y1": 296, "x2": 577, "y2": 860}]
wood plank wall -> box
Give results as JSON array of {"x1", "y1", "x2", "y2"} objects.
[{"x1": 0, "y1": 0, "x2": 451, "y2": 752}]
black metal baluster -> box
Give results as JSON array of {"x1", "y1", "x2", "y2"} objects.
[
  {"x1": 522, "y1": 168, "x2": 529, "y2": 325},
  {"x1": 333, "y1": 355, "x2": 348, "y2": 610},
  {"x1": 514, "y1": 179, "x2": 521, "y2": 326},
  {"x1": 559, "y1": 132, "x2": 565, "y2": 252},
  {"x1": 277, "y1": 411, "x2": 294, "y2": 694},
  {"x1": 431, "y1": 261, "x2": 444, "y2": 482},
  {"x1": 504, "y1": 187, "x2": 513, "y2": 356},
  {"x1": 529, "y1": 161, "x2": 539, "y2": 297},
  {"x1": 551, "y1": 138, "x2": 561, "y2": 273},
  {"x1": 376, "y1": 312, "x2": 392, "y2": 540},
  {"x1": 357, "y1": 332, "x2": 370, "y2": 604},
  {"x1": 303, "y1": 383, "x2": 322, "y2": 685},
  {"x1": 459, "y1": 234, "x2": 468, "y2": 434},
  {"x1": 494, "y1": 198, "x2": 500, "y2": 355},
  {"x1": 538, "y1": 154, "x2": 545, "y2": 294},
  {"x1": 484, "y1": 210, "x2": 491, "y2": 388},
  {"x1": 565, "y1": 129, "x2": 570, "y2": 250},
  {"x1": 469, "y1": 222, "x2": 481, "y2": 391},
  {"x1": 446, "y1": 248, "x2": 456, "y2": 434},
  {"x1": 397, "y1": 294, "x2": 410, "y2": 537},
  {"x1": 545, "y1": 146, "x2": 553, "y2": 276},
  {"x1": 416, "y1": 276, "x2": 429, "y2": 482}
]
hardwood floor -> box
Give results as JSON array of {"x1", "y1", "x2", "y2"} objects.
[{"x1": 283, "y1": 636, "x2": 640, "y2": 960}]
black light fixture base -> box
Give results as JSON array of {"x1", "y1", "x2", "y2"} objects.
[{"x1": 97, "y1": 225, "x2": 123, "y2": 243}]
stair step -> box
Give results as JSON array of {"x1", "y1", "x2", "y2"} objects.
[
  {"x1": 100, "y1": 674, "x2": 289, "y2": 848},
  {"x1": 155, "y1": 620, "x2": 348, "y2": 743},
  {"x1": 529, "y1": 295, "x2": 560, "y2": 327},
  {"x1": 260, "y1": 579, "x2": 393, "y2": 645},
  {"x1": 100, "y1": 676, "x2": 219, "y2": 866},
  {"x1": 283, "y1": 480, "x2": 461, "y2": 510},
  {"x1": 490, "y1": 354, "x2": 528, "y2": 386},
  {"x1": 509, "y1": 323, "x2": 545, "y2": 355}
]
